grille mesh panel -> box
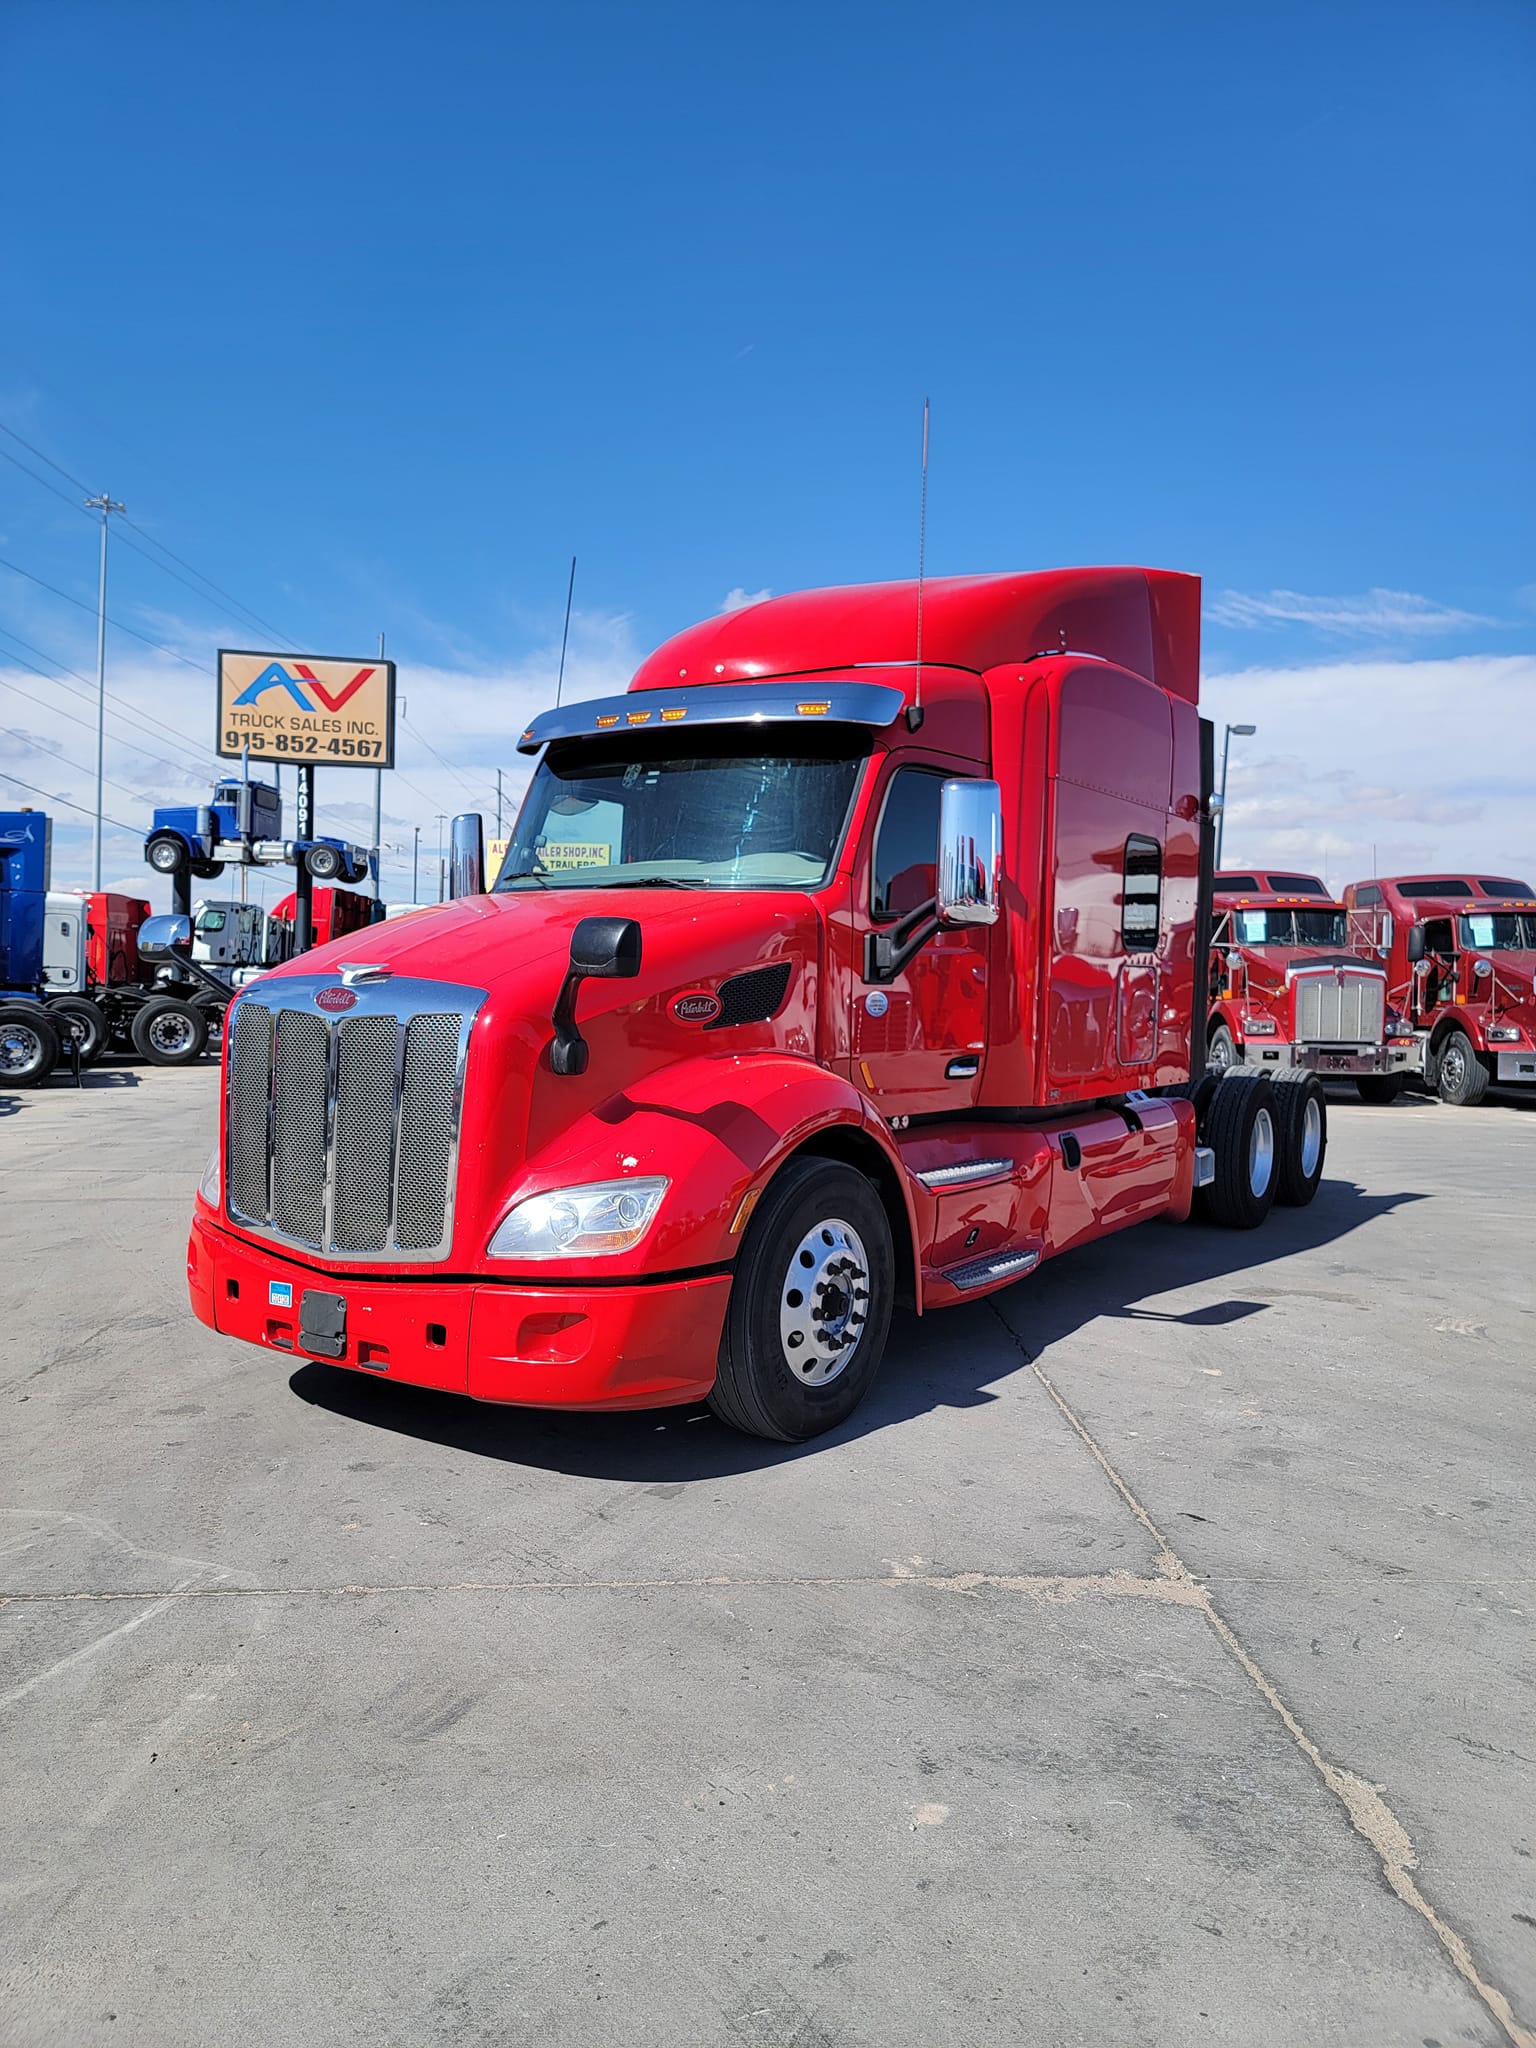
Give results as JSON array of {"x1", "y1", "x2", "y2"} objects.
[
  {"x1": 330, "y1": 1015, "x2": 399, "y2": 1251},
  {"x1": 705, "y1": 960, "x2": 793, "y2": 1030},
  {"x1": 395, "y1": 1014, "x2": 461, "y2": 1248},
  {"x1": 270, "y1": 1010, "x2": 330, "y2": 1244},
  {"x1": 227, "y1": 1001, "x2": 271, "y2": 1221},
  {"x1": 1296, "y1": 973, "x2": 1384, "y2": 1045}
]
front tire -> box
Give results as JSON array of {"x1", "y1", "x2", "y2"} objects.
[
  {"x1": 709, "y1": 1157, "x2": 895, "y2": 1442},
  {"x1": 0, "y1": 1002, "x2": 62, "y2": 1087},
  {"x1": 146, "y1": 833, "x2": 188, "y2": 876},
  {"x1": 1207, "y1": 1023, "x2": 1239, "y2": 1075},
  {"x1": 130, "y1": 996, "x2": 209, "y2": 1066},
  {"x1": 1196, "y1": 1073, "x2": 1278, "y2": 1230},
  {"x1": 1435, "y1": 1030, "x2": 1490, "y2": 1107},
  {"x1": 1271, "y1": 1070, "x2": 1327, "y2": 1206},
  {"x1": 1356, "y1": 1074, "x2": 1406, "y2": 1105}
]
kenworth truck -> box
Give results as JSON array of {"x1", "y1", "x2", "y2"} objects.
[
  {"x1": 1342, "y1": 873, "x2": 1536, "y2": 1105},
  {"x1": 188, "y1": 568, "x2": 1329, "y2": 1442},
  {"x1": 1207, "y1": 869, "x2": 1415, "y2": 1103}
]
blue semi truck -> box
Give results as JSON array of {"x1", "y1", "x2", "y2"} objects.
[{"x1": 144, "y1": 777, "x2": 374, "y2": 886}]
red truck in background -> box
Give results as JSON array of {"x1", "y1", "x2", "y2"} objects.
[
  {"x1": 267, "y1": 885, "x2": 377, "y2": 960},
  {"x1": 1207, "y1": 870, "x2": 1417, "y2": 1103},
  {"x1": 188, "y1": 567, "x2": 1332, "y2": 1442},
  {"x1": 1341, "y1": 873, "x2": 1536, "y2": 1105}
]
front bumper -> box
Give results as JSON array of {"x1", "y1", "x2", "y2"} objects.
[
  {"x1": 1495, "y1": 1048, "x2": 1536, "y2": 1084},
  {"x1": 1242, "y1": 1040, "x2": 1419, "y2": 1078},
  {"x1": 187, "y1": 1211, "x2": 728, "y2": 1410}
]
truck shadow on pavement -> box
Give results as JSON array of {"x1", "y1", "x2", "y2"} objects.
[{"x1": 288, "y1": 1174, "x2": 1429, "y2": 1481}]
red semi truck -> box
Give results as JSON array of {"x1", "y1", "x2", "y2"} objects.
[
  {"x1": 1341, "y1": 873, "x2": 1536, "y2": 1105},
  {"x1": 1207, "y1": 870, "x2": 1417, "y2": 1103},
  {"x1": 188, "y1": 568, "x2": 1329, "y2": 1441}
]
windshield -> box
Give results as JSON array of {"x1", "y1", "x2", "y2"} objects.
[
  {"x1": 496, "y1": 726, "x2": 868, "y2": 892},
  {"x1": 1458, "y1": 913, "x2": 1536, "y2": 952},
  {"x1": 1234, "y1": 909, "x2": 1347, "y2": 946}
]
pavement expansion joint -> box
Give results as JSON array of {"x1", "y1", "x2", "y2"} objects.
[{"x1": 987, "y1": 1300, "x2": 1536, "y2": 2048}]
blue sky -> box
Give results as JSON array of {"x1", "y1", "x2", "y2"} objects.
[{"x1": 2, "y1": 0, "x2": 1533, "y2": 898}]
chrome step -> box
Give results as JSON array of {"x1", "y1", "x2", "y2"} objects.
[
  {"x1": 915, "y1": 1157, "x2": 1012, "y2": 1190},
  {"x1": 943, "y1": 1246, "x2": 1041, "y2": 1292}
]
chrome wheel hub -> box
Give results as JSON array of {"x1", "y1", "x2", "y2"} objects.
[
  {"x1": 1, "y1": 1024, "x2": 44, "y2": 1074},
  {"x1": 1441, "y1": 1044, "x2": 1465, "y2": 1091},
  {"x1": 1249, "y1": 1106, "x2": 1275, "y2": 1198},
  {"x1": 1299, "y1": 1095, "x2": 1322, "y2": 1178},
  {"x1": 779, "y1": 1217, "x2": 870, "y2": 1385},
  {"x1": 149, "y1": 1012, "x2": 196, "y2": 1054}
]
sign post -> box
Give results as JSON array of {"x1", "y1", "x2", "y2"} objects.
[{"x1": 295, "y1": 765, "x2": 315, "y2": 955}]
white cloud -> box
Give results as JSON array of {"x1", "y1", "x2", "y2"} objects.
[
  {"x1": 719, "y1": 586, "x2": 771, "y2": 613},
  {"x1": 1206, "y1": 588, "x2": 1495, "y2": 637},
  {"x1": 1203, "y1": 651, "x2": 1535, "y2": 891}
]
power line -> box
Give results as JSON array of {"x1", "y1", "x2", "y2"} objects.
[
  {"x1": 0, "y1": 420, "x2": 94, "y2": 495},
  {"x1": 0, "y1": 443, "x2": 94, "y2": 518},
  {"x1": 0, "y1": 626, "x2": 217, "y2": 772},
  {"x1": 0, "y1": 553, "x2": 213, "y2": 675},
  {"x1": 118, "y1": 516, "x2": 300, "y2": 648},
  {"x1": 0, "y1": 768, "x2": 138, "y2": 834},
  {"x1": 401, "y1": 713, "x2": 502, "y2": 807},
  {"x1": 2, "y1": 720, "x2": 166, "y2": 811},
  {"x1": 0, "y1": 674, "x2": 205, "y2": 787}
]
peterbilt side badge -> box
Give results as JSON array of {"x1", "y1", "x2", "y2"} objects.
[
  {"x1": 671, "y1": 991, "x2": 722, "y2": 1024},
  {"x1": 316, "y1": 986, "x2": 358, "y2": 1013}
]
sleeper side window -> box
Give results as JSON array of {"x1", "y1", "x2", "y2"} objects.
[
  {"x1": 1122, "y1": 834, "x2": 1162, "y2": 951},
  {"x1": 871, "y1": 769, "x2": 945, "y2": 921}
]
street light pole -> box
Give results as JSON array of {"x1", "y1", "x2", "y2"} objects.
[
  {"x1": 435, "y1": 813, "x2": 447, "y2": 902},
  {"x1": 1216, "y1": 721, "x2": 1256, "y2": 868},
  {"x1": 372, "y1": 630, "x2": 385, "y2": 918},
  {"x1": 412, "y1": 824, "x2": 420, "y2": 903},
  {"x1": 85, "y1": 492, "x2": 125, "y2": 889}
]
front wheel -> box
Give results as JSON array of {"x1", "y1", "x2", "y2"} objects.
[
  {"x1": 146, "y1": 833, "x2": 188, "y2": 876},
  {"x1": 0, "y1": 1002, "x2": 62, "y2": 1087},
  {"x1": 1356, "y1": 1074, "x2": 1406, "y2": 1105},
  {"x1": 1435, "y1": 1030, "x2": 1490, "y2": 1107},
  {"x1": 131, "y1": 996, "x2": 209, "y2": 1066},
  {"x1": 709, "y1": 1157, "x2": 895, "y2": 1442},
  {"x1": 1207, "y1": 1023, "x2": 1239, "y2": 1075}
]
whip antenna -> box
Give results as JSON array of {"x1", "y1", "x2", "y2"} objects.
[
  {"x1": 909, "y1": 398, "x2": 929, "y2": 731},
  {"x1": 555, "y1": 555, "x2": 577, "y2": 707}
]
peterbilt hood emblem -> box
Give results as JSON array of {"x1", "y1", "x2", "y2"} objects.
[
  {"x1": 671, "y1": 990, "x2": 722, "y2": 1024},
  {"x1": 315, "y1": 986, "x2": 358, "y2": 1013}
]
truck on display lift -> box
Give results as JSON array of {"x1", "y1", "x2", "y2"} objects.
[
  {"x1": 188, "y1": 567, "x2": 1333, "y2": 1443},
  {"x1": 144, "y1": 777, "x2": 374, "y2": 898},
  {"x1": 1341, "y1": 872, "x2": 1536, "y2": 1105},
  {"x1": 1206, "y1": 869, "x2": 1418, "y2": 1104}
]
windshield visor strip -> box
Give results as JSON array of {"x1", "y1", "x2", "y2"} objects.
[{"x1": 517, "y1": 680, "x2": 905, "y2": 755}]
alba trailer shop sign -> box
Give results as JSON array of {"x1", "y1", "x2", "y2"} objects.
[{"x1": 217, "y1": 650, "x2": 397, "y2": 767}]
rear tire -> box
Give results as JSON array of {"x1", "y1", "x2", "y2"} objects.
[
  {"x1": 46, "y1": 995, "x2": 108, "y2": 1069},
  {"x1": 0, "y1": 1002, "x2": 62, "y2": 1087},
  {"x1": 130, "y1": 996, "x2": 209, "y2": 1066},
  {"x1": 191, "y1": 859, "x2": 225, "y2": 879},
  {"x1": 1271, "y1": 1070, "x2": 1327, "y2": 1206},
  {"x1": 1435, "y1": 1030, "x2": 1490, "y2": 1107},
  {"x1": 1196, "y1": 1073, "x2": 1278, "y2": 1230},
  {"x1": 306, "y1": 844, "x2": 343, "y2": 880},
  {"x1": 1207, "y1": 1023, "x2": 1239, "y2": 1075},
  {"x1": 1356, "y1": 1075, "x2": 1406, "y2": 1105},
  {"x1": 709, "y1": 1157, "x2": 895, "y2": 1442}
]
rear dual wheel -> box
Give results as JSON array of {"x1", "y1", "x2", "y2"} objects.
[
  {"x1": 46, "y1": 995, "x2": 108, "y2": 1069},
  {"x1": 709, "y1": 1158, "x2": 895, "y2": 1443},
  {"x1": 1270, "y1": 1071, "x2": 1327, "y2": 1206},
  {"x1": 0, "y1": 1002, "x2": 61, "y2": 1087}
]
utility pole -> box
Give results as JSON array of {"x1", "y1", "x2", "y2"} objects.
[
  {"x1": 372, "y1": 630, "x2": 385, "y2": 919},
  {"x1": 496, "y1": 768, "x2": 503, "y2": 838},
  {"x1": 412, "y1": 824, "x2": 420, "y2": 902},
  {"x1": 435, "y1": 813, "x2": 447, "y2": 902},
  {"x1": 1215, "y1": 721, "x2": 1256, "y2": 868},
  {"x1": 85, "y1": 492, "x2": 126, "y2": 890}
]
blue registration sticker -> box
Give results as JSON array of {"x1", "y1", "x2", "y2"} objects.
[{"x1": 268, "y1": 1281, "x2": 294, "y2": 1309}]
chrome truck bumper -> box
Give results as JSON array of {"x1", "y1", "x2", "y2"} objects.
[
  {"x1": 1495, "y1": 1049, "x2": 1536, "y2": 1084},
  {"x1": 1242, "y1": 1041, "x2": 1420, "y2": 1078}
]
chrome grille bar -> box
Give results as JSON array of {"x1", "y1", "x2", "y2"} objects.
[
  {"x1": 223, "y1": 974, "x2": 484, "y2": 1262},
  {"x1": 1294, "y1": 969, "x2": 1385, "y2": 1045}
]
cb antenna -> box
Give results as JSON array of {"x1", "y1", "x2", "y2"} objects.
[
  {"x1": 554, "y1": 554, "x2": 577, "y2": 707},
  {"x1": 908, "y1": 397, "x2": 929, "y2": 732}
]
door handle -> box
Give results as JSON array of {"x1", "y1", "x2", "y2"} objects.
[{"x1": 945, "y1": 1055, "x2": 979, "y2": 1079}]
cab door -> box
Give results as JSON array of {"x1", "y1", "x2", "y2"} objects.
[{"x1": 851, "y1": 761, "x2": 989, "y2": 1118}]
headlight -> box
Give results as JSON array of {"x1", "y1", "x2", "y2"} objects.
[
  {"x1": 1487, "y1": 1025, "x2": 1523, "y2": 1043},
  {"x1": 487, "y1": 1177, "x2": 668, "y2": 1260},
  {"x1": 1242, "y1": 1016, "x2": 1278, "y2": 1036},
  {"x1": 198, "y1": 1145, "x2": 220, "y2": 1206}
]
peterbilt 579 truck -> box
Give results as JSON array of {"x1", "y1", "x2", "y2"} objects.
[
  {"x1": 188, "y1": 568, "x2": 1328, "y2": 1442},
  {"x1": 1207, "y1": 870, "x2": 1416, "y2": 1103},
  {"x1": 1342, "y1": 873, "x2": 1536, "y2": 1105}
]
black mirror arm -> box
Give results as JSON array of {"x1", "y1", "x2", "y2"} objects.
[
  {"x1": 865, "y1": 898, "x2": 942, "y2": 984},
  {"x1": 550, "y1": 971, "x2": 591, "y2": 1076}
]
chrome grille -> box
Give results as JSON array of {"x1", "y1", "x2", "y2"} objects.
[
  {"x1": 1295, "y1": 970, "x2": 1385, "y2": 1045},
  {"x1": 224, "y1": 975, "x2": 483, "y2": 1261}
]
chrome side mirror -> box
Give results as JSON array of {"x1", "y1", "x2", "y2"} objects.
[
  {"x1": 936, "y1": 779, "x2": 1002, "y2": 927},
  {"x1": 137, "y1": 912, "x2": 193, "y2": 958},
  {"x1": 449, "y1": 813, "x2": 486, "y2": 899}
]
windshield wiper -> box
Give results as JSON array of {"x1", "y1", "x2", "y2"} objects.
[
  {"x1": 597, "y1": 875, "x2": 699, "y2": 890},
  {"x1": 495, "y1": 869, "x2": 550, "y2": 889}
]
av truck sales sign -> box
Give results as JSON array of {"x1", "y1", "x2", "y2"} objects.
[{"x1": 217, "y1": 650, "x2": 397, "y2": 767}]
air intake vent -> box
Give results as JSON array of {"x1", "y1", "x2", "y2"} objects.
[{"x1": 704, "y1": 960, "x2": 794, "y2": 1030}]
